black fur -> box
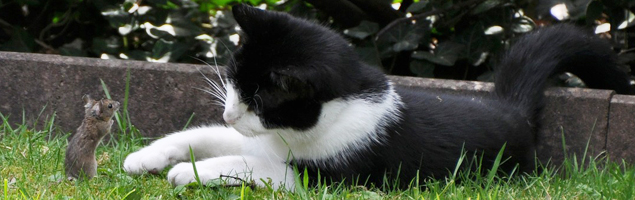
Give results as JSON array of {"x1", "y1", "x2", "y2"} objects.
[
  {"x1": 495, "y1": 25, "x2": 635, "y2": 123},
  {"x1": 229, "y1": 5, "x2": 388, "y2": 130},
  {"x1": 229, "y1": 4, "x2": 634, "y2": 188}
]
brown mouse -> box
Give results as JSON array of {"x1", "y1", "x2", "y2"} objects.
[{"x1": 65, "y1": 94, "x2": 120, "y2": 180}]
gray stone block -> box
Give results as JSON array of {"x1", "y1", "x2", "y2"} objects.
[
  {"x1": 389, "y1": 76, "x2": 494, "y2": 96},
  {"x1": 536, "y1": 88, "x2": 613, "y2": 166},
  {"x1": 607, "y1": 95, "x2": 635, "y2": 163},
  {"x1": 0, "y1": 51, "x2": 224, "y2": 139}
]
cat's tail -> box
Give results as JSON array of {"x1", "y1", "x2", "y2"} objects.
[{"x1": 494, "y1": 24, "x2": 634, "y2": 120}]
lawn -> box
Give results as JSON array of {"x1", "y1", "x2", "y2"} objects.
[{"x1": 2, "y1": 108, "x2": 635, "y2": 199}]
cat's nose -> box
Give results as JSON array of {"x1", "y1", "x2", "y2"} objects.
[{"x1": 223, "y1": 111, "x2": 241, "y2": 125}]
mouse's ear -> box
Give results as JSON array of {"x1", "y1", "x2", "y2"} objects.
[
  {"x1": 90, "y1": 103, "x2": 101, "y2": 117},
  {"x1": 82, "y1": 94, "x2": 92, "y2": 103},
  {"x1": 83, "y1": 94, "x2": 95, "y2": 109}
]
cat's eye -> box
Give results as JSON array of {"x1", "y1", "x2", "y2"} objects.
[{"x1": 108, "y1": 104, "x2": 113, "y2": 108}]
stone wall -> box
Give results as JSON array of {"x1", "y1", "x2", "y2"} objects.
[
  {"x1": 0, "y1": 51, "x2": 224, "y2": 139},
  {"x1": 1, "y1": 51, "x2": 634, "y2": 165}
]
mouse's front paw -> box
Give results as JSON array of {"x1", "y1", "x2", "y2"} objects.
[{"x1": 123, "y1": 147, "x2": 176, "y2": 175}]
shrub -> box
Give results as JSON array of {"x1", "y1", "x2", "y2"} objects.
[{"x1": 1, "y1": 0, "x2": 633, "y2": 82}]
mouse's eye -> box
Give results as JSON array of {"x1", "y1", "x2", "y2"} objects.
[{"x1": 108, "y1": 103, "x2": 113, "y2": 108}]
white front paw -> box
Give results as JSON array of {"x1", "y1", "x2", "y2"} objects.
[
  {"x1": 167, "y1": 162, "x2": 223, "y2": 186},
  {"x1": 123, "y1": 147, "x2": 177, "y2": 175}
]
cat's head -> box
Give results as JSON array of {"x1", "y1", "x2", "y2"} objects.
[{"x1": 222, "y1": 4, "x2": 386, "y2": 136}]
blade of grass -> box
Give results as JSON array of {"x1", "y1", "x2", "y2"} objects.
[
  {"x1": 123, "y1": 69, "x2": 132, "y2": 133},
  {"x1": 22, "y1": 109, "x2": 25, "y2": 127},
  {"x1": 189, "y1": 145, "x2": 203, "y2": 188},
  {"x1": 486, "y1": 143, "x2": 506, "y2": 187},
  {"x1": 32, "y1": 104, "x2": 48, "y2": 128},
  {"x1": 182, "y1": 112, "x2": 195, "y2": 131},
  {"x1": 121, "y1": 188, "x2": 137, "y2": 199},
  {"x1": 241, "y1": 181, "x2": 246, "y2": 200},
  {"x1": 45, "y1": 112, "x2": 56, "y2": 139},
  {"x1": 18, "y1": 187, "x2": 29, "y2": 200},
  {"x1": 580, "y1": 119, "x2": 598, "y2": 171},
  {"x1": 451, "y1": 145, "x2": 467, "y2": 180},
  {"x1": 4, "y1": 178, "x2": 7, "y2": 199},
  {"x1": 0, "y1": 113, "x2": 11, "y2": 138},
  {"x1": 293, "y1": 166, "x2": 308, "y2": 199},
  {"x1": 303, "y1": 167, "x2": 309, "y2": 190}
]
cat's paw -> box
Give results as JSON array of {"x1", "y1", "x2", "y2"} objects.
[
  {"x1": 123, "y1": 147, "x2": 178, "y2": 175},
  {"x1": 167, "y1": 162, "x2": 223, "y2": 186}
]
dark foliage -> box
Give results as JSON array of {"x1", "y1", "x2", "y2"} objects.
[{"x1": 0, "y1": 0, "x2": 634, "y2": 84}]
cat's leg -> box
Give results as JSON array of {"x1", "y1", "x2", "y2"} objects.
[
  {"x1": 123, "y1": 126, "x2": 244, "y2": 174},
  {"x1": 167, "y1": 155, "x2": 295, "y2": 190}
]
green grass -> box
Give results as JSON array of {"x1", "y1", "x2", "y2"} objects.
[{"x1": 2, "y1": 112, "x2": 635, "y2": 200}]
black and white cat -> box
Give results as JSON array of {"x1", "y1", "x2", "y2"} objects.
[{"x1": 123, "y1": 4, "x2": 634, "y2": 190}]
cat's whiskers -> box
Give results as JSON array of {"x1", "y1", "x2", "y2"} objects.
[
  {"x1": 209, "y1": 53, "x2": 228, "y2": 95},
  {"x1": 200, "y1": 88, "x2": 225, "y2": 107},
  {"x1": 205, "y1": 77, "x2": 227, "y2": 101},
  {"x1": 204, "y1": 38, "x2": 241, "y2": 108},
  {"x1": 198, "y1": 71, "x2": 227, "y2": 106},
  {"x1": 253, "y1": 94, "x2": 263, "y2": 112},
  {"x1": 252, "y1": 84, "x2": 263, "y2": 112},
  {"x1": 192, "y1": 55, "x2": 229, "y2": 107},
  {"x1": 217, "y1": 39, "x2": 238, "y2": 75}
]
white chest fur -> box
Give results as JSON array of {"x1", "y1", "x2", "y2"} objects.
[{"x1": 226, "y1": 82, "x2": 404, "y2": 167}]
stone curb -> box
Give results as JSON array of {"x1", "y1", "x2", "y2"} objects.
[{"x1": 1, "y1": 51, "x2": 632, "y2": 165}]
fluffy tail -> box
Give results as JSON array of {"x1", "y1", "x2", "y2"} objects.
[{"x1": 495, "y1": 24, "x2": 634, "y2": 120}]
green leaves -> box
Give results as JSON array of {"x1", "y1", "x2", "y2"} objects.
[
  {"x1": 471, "y1": 0, "x2": 503, "y2": 15},
  {"x1": 354, "y1": 43, "x2": 383, "y2": 68},
  {"x1": 97, "y1": 5, "x2": 131, "y2": 29},
  {"x1": 344, "y1": 21, "x2": 379, "y2": 39},
  {"x1": 0, "y1": 27, "x2": 35, "y2": 52},
  {"x1": 376, "y1": 20, "x2": 430, "y2": 57},
  {"x1": 585, "y1": 1, "x2": 604, "y2": 25},
  {"x1": 511, "y1": 16, "x2": 535, "y2": 33},
  {"x1": 456, "y1": 22, "x2": 501, "y2": 66},
  {"x1": 0, "y1": 0, "x2": 633, "y2": 83},
  {"x1": 409, "y1": 41, "x2": 464, "y2": 78},
  {"x1": 91, "y1": 37, "x2": 121, "y2": 55},
  {"x1": 412, "y1": 41, "x2": 464, "y2": 66},
  {"x1": 409, "y1": 60, "x2": 435, "y2": 78},
  {"x1": 150, "y1": 39, "x2": 189, "y2": 62},
  {"x1": 406, "y1": 1, "x2": 428, "y2": 13}
]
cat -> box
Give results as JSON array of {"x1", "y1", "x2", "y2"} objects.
[{"x1": 123, "y1": 4, "x2": 634, "y2": 190}]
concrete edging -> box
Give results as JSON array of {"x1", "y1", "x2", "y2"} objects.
[{"x1": 1, "y1": 51, "x2": 633, "y2": 165}]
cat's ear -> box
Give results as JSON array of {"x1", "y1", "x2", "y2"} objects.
[
  {"x1": 232, "y1": 4, "x2": 272, "y2": 37},
  {"x1": 270, "y1": 71, "x2": 314, "y2": 97}
]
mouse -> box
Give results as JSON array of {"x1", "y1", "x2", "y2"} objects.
[{"x1": 65, "y1": 94, "x2": 120, "y2": 180}]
